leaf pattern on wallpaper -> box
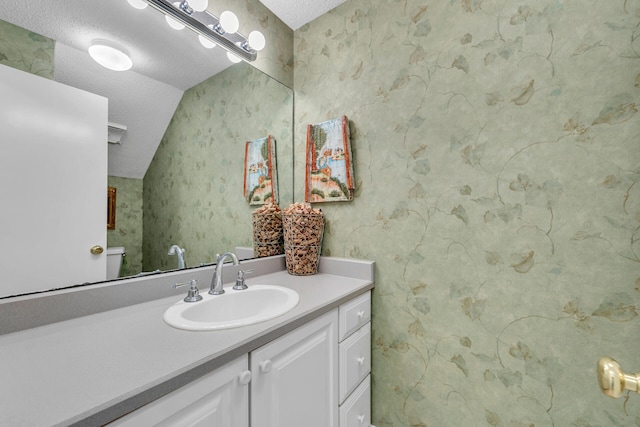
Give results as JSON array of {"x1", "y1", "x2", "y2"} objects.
[
  {"x1": 592, "y1": 293, "x2": 638, "y2": 322},
  {"x1": 452, "y1": 55, "x2": 469, "y2": 73},
  {"x1": 411, "y1": 144, "x2": 428, "y2": 159},
  {"x1": 485, "y1": 91, "x2": 504, "y2": 106},
  {"x1": 411, "y1": 6, "x2": 429, "y2": 23},
  {"x1": 408, "y1": 183, "x2": 426, "y2": 199},
  {"x1": 510, "y1": 6, "x2": 534, "y2": 25},
  {"x1": 411, "y1": 281, "x2": 428, "y2": 295},
  {"x1": 452, "y1": 204, "x2": 469, "y2": 224},
  {"x1": 510, "y1": 174, "x2": 563, "y2": 208},
  {"x1": 509, "y1": 341, "x2": 533, "y2": 360},
  {"x1": 500, "y1": 204, "x2": 524, "y2": 222},
  {"x1": 461, "y1": 296, "x2": 486, "y2": 319},
  {"x1": 509, "y1": 174, "x2": 532, "y2": 191},
  {"x1": 571, "y1": 230, "x2": 601, "y2": 240},
  {"x1": 511, "y1": 80, "x2": 536, "y2": 105},
  {"x1": 413, "y1": 159, "x2": 431, "y2": 175},
  {"x1": 460, "y1": 0, "x2": 481, "y2": 13},
  {"x1": 409, "y1": 46, "x2": 426, "y2": 64},
  {"x1": 485, "y1": 409, "x2": 505, "y2": 427},
  {"x1": 592, "y1": 94, "x2": 638, "y2": 125},
  {"x1": 485, "y1": 250, "x2": 504, "y2": 265},
  {"x1": 496, "y1": 368, "x2": 523, "y2": 388},
  {"x1": 498, "y1": 37, "x2": 525, "y2": 60},
  {"x1": 451, "y1": 354, "x2": 469, "y2": 376},
  {"x1": 408, "y1": 319, "x2": 426, "y2": 337},
  {"x1": 412, "y1": 297, "x2": 431, "y2": 314},
  {"x1": 461, "y1": 143, "x2": 486, "y2": 165},
  {"x1": 413, "y1": 20, "x2": 432, "y2": 37},
  {"x1": 563, "y1": 300, "x2": 594, "y2": 332},
  {"x1": 510, "y1": 251, "x2": 535, "y2": 273},
  {"x1": 390, "y1": 339, "x2": 411, "y2": 353},
  {"x1": 486, "y1": 367, "x2": 524, "y2": 389}
]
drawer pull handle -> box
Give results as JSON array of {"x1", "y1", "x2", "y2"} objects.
[
  {"x1": 357, "y1": 414, "x2": 365, "y2": 424},
  {"x1": 260, "y1": 360, "x2": 272, "y2": 374},
  {"x1": 238, "y1": 370, "x2": 252, "y2": 385},
  {"x1": 357, "y1": 356, "x2": 365, "y2": 366},
  {"x1": 357, "y1": 310, "x2": 365, "y2": 319}
]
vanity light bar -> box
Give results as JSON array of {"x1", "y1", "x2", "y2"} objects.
[{"x1": 144, "y1": 0, "x2": 258, "y2": 62}]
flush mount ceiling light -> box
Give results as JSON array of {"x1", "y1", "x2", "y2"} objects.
[
  {"x1": 88, "y1": 40, "x2": 133, "y2": 71},
  {"x1": 136, "y1": 0, "x2": 266, "y2": 62}
]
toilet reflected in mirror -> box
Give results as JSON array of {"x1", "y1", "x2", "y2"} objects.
[{"x1": 106, "y1": 247, "x2": 125, "y2": 280}]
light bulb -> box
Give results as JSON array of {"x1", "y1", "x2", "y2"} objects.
[
  {"x1": 88, "y1": 41, "x2": 133, "y2": 71},
  {"x1": 248, "y1": 31, "x2": 266, "y2": 51},
  {"x1": 227, "y1": 52, "x2": 242, "y2": 63},
  {"x1": 127, "y1": 0, "x2": 148, "y2": 9},
  {"x1": 199, "y1": 35, "x2": 216, "y2": 49},
  {"x1": 166, "y1": 15, "x2": 185, "y2": 30},
  {"x1": 188, "y1": 0, "x2": 208, "y2": 12},
  {"x1": 219, "y1": 11, "x2": 239, "y2": 34},
  {"x1": 166, "y1": 3, "x2": 185, "y2": 30}
]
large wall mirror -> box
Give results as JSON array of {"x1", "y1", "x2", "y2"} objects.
[{"x1": 0, "y1": 0, "x2": 293, "y2": 299}]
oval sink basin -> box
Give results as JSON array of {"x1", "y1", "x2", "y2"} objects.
[{"x1": 163, "y1": 285, "x2": 300, "y2": 331}]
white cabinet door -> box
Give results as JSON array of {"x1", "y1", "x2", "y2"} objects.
[
  {"x1": 0, "y1": 64, "x2": 108, "y2": 296},
  {"x1": 251, "y1": 310, "x2": 339, "y2": 427},
  {"x1": 109, "y1": 355, "x2": 250, "y2": 427}
]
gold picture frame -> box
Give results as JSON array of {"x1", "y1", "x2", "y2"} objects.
[{"x1": 107, "y1": 186, "x2": 116, "y2": 230}]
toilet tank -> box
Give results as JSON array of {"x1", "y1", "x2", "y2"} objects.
[{"x1": 106, "y1": 247, "x2": 125, "y2": 280}]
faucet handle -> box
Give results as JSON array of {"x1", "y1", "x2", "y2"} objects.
[
  {"x1": 172, "y1": 279, "x2": 203, "y2": 302},
  {"x1": 233, "y1": 269, "x2": 254, "y2": 290}
]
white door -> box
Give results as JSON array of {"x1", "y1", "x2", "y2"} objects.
[
  {"x1": 0, "y1": 64, "x2": 108, "y2": 296},
  {"x1": 251, "y1": 310, "x2": 339, "y2": 427}
]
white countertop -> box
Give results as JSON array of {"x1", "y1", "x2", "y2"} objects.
[{"x1": 0, "y1": 264, "x2": 374, "y2": 426}]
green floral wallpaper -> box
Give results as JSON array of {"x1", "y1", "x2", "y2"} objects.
[
  {"x1": 143, "y1": 62, "x2": 293, "y2": 272},
  {"x1": 0, "y1": 19, "x2": 54, "y2": 79},
  {"x1": 294, "y1": 0, "x2": 640, "y2": 425},
  {"x1": 107, "y1": 176, "x2": 143, "y2": 277}
]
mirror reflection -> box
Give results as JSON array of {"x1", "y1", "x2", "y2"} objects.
[{"x1": 0, "y1": 5, "x2": 293, "y2": 299}]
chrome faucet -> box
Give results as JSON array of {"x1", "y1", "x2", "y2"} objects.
[
  {"x1": 168, "y1": 245, "x2": 186, "y2": 269},
  {"x1": 209, "y1": 252, "x2": 239, "y2": 295}
]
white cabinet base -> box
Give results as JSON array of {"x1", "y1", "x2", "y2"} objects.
[
  {"x1": 109, "y1": 356, "x2": 249, "y2": 427},
  {"x1": 251, "y1": 310, "x2": 339, "y2": 427}
]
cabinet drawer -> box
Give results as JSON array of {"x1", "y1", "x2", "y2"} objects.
[
  {"x1": 339, "y1": 322, "x2": 371, "y2": 403},
  {"x1": 339, "y1": 291, "x2": 371, "y2": 342},
  {"x1": 339, "y1": 375, "x2": 370, "y2": 427}
]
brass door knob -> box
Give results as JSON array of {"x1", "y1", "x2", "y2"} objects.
[
  {"x1": 90, "y1": 245, "x2": 104, "y2": 255},
  {"x1": 597, "y1": 356, "x2": 640, "y2": 398}
]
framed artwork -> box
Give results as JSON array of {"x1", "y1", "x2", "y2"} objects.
[
  {"x1": 305, "y1": 115, "x2": 355, "y2": 203},
  {"x1": 107, "y1": 186, "x2": 116, "y2": 230},
  {"x1": 244, "y1": 135, "x2": 278, "y2": 205}
]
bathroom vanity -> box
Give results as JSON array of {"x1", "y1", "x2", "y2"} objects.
[{"x1": 0, "y1": 255, "x2": 374, "y2": 426}]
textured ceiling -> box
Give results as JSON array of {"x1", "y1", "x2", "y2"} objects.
[{"x1": 258, "y1": 0, "x2": 347, "y2": 30}]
